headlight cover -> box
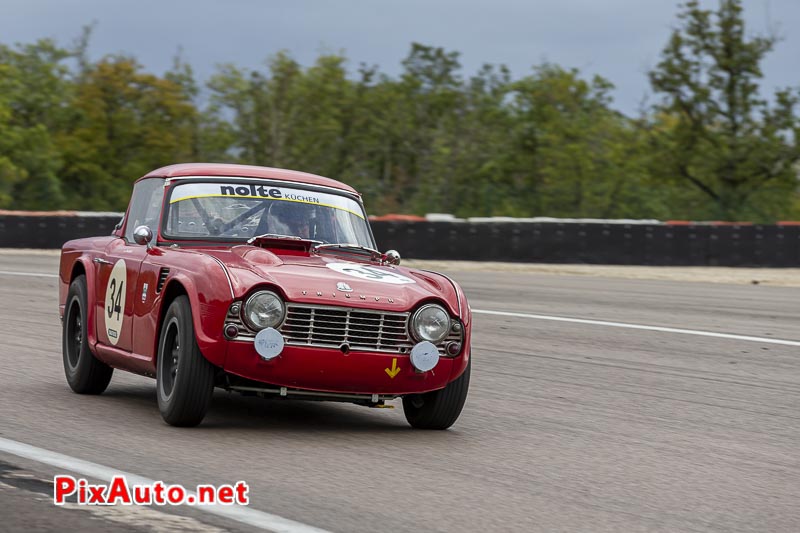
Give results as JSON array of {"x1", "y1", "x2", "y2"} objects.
[
  {"x1": 243, "y1": 290, "x2": 285, "y2": 331},
  {"x1": 410, "y1": 304, "x2": 450, "y2": 343}
]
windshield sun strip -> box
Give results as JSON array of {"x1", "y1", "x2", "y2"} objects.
[
  {"x1": 163, "y1": 175, "x2": 359, "y2": 199},
  {"x1": 169, "y1": 193, "x2": 365, "y2": 221}
]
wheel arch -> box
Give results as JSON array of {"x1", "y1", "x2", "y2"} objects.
[
  {"x1": 154, "y1": 278, "x2": 188, "y2": 362},
  {"x1": 70, "y1": 260, "x2": 87, "y2": 284},
  {"x1": 61, "y1": 255, "x2": 99, "y2": 348},
  {"x1": 154, "y1": 275, "x2": 226, "y2": 367}
]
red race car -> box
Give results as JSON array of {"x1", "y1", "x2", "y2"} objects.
[{"x1": 59, "y1": 164, "x2": 471, "y2": 428}]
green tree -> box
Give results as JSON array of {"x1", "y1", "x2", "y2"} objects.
[
  {"x1": 61, "y1": 56, "x2": 198, "y2": 209},
  {"x1": 165, "y1": 51, "x2": 234, "y2": 161},
  {"x1": 0, "y1": 40, "x2": 72, "y2": 209},
  {"x1": 208, "y1": 52, "x2": 305, "y2": 168},
  {"x1": 398, "y1": 44, "x2": 464, "y2": 213},
  {"x1": 502, "y1": 65, "x2": 663, "y2": 219},
  {"x1": 439, "y1": 63, "x2": 516, "y2": 217},
  {"x1": 648, "y1": 0, "x2": 800, "y2": 221},
  {"x1": 4, "y1": 10, "x2": 797, "y2": 221}
]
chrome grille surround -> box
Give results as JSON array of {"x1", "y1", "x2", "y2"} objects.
[
  {"x1": 224, "y1": 301, "x2": 465, "y2": 356},
  {"x1": 280, "y1": 304, "x2": 413, "y2": 354}
]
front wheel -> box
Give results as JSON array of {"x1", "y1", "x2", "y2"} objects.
[
  {"x1": 403, "y1": 359, "x2": 471, "y2": 430},
  {"x1": 156, "y1": 295, "x2": 215, "y2": 427}
]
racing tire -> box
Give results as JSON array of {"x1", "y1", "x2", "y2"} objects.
[
  {"x1": 403, "y1": 359, "x2": 471, "y2": 430},
  {"x1": 63, "y1": 275, "x2": 113, "y2": 394},
  {"x1": 156, "y1": 295, "x2": 215, "y2": 427}
]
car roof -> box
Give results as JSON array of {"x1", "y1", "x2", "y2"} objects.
[{"x1": 139, "y1": 163, "x2": 358, "y2": 195}]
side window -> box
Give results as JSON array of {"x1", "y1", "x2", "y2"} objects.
[{"x1": 124, "y1": 179, "x2": 164, "y2": 243}]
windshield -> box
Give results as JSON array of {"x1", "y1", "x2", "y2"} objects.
[{"x1": 163, "y1": 181, "x2": 374, "y2": 247}]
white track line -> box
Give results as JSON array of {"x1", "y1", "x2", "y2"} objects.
[
  {"x1": 2, "y1": 269, "x2": 794, "y2": 347},
  {"x1": 0, "y1": 270, "x2": 58, "y2": 278},
  {"x1": 473, "y1": 309, "x2": 800, "y2": 347},
  {"x1": 0, "y1": 437, "x2": 330, "y2": 533}
]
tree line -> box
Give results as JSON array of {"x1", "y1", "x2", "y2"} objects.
[{"x1": 1, "y1": 0, "x2": 798, "y2": 221}]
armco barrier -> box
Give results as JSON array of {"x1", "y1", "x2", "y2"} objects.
[
  {"x1": 0, "y1": 213, "x2": 121, "y2": 249},
  {"x1": 371, "y1": 221, "x2": 800, "y2": 267},
  {"x1": 1, "y1": 213, "x2": 798, "y2": 267}
]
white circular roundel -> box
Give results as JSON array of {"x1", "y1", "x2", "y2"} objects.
[
  {"x1": 104, "y1": 259, "x2": 127, "y2": 345},
  {"x1": 254, "y1": 327, "x2": 284, "y2": 360},
  {"x1": 410, "y1": 341, "x2": 440, "y2": 372},
  {"x1": 326, "y1": 262, "x2": 416, "y2": 284}
]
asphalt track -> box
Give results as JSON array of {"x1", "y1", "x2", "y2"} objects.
[{"x1": 0, "y1": 252, "x2": 798, "y2": 532}]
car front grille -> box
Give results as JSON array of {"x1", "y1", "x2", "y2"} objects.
[
  {"x1": 280, "y1": 304, "x2": 414, "y2": 354},
  {"x1": 225, "y1": 302, "x2": 464, "y2": 355}
]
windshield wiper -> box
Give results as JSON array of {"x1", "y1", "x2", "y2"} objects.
[{"x1": 313, "y1": 243, "x2": 382, "y2": 261}]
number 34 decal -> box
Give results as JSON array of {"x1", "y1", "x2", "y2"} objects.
[
  {"x1": 326, "y1": 262, "x2": 416, "y2": 285},
  {"x1": 104, "y1": 259, "x2": 128, "y2": 345},
  {"x1": 107, "y1": 278, "x2": 123, "y2": 320}
]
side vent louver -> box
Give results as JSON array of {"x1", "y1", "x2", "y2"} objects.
[{"x1": 156, "y1": 268, "x2": 169, "y2": 293}]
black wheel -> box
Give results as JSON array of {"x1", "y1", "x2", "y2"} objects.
[
  {"x1": 62, "y1": 275, "x2": 113, "y2": 394},
  {"x1": 156, "y1": 295, "x2": 215, "y2": 427},
  {"x1": 403, "y1": 359, "x2": 471, "y2": 429}
]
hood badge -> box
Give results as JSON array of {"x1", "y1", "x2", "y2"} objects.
[{"x1": 336, "y1": 282, "x2": 353, "y2": 292}]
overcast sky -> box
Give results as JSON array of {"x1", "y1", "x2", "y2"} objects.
[{"x1": 3, "y1": 0, "x2": 798, "y2": 115}]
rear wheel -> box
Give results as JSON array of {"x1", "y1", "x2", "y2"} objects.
[
  {"x1": 403, "y1": 359, "x2": 471, "y2": 429},
  {"x1": 62, "y1": 275, "x2": 113, "y2": 394},
  {"x1": 156, "y1": 295, "x2": 215, "y2": 427}
]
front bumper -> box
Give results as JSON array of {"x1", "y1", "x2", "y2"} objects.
[{"x1": 223, "y1": 342, "x2": 470, "y2": 396}]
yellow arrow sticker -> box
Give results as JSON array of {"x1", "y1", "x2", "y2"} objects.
[{"x1": 385, "y1": 358, "x2": 401, "y2": 379}]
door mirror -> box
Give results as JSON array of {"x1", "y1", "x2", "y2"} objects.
[
  {"x1": 384, "y1": 249, "x2": 401, "y2": 265},
  {"x1": 133, "y1": 225, "x2": 153, "y2": 248}
]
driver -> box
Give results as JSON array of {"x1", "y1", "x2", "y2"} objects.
[{"x1": 268, "y1": 200, "x2": 312, "y2": 238}]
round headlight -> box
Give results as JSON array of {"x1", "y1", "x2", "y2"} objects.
[
  {"x1": 411, "y1": 304, "x2": 450, "y2": 343},
  {"x1": 243, "y1": 291, "x2": 285, "y2": 331}
]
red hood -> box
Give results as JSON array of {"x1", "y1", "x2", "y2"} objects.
[{"x1": 202, "y1": 246, "x2": 462, "y2": 316}]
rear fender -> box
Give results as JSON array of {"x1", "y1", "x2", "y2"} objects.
[{"x1": 60, "y1": 252, "x2": 100, "y2": 350}]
